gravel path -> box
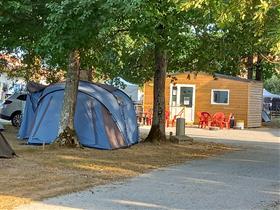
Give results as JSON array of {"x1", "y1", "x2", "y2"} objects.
[{"x1": 16, "y1": 127, "x2": 280, "y2": 210}]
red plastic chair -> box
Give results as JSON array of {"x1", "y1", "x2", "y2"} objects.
[
  {"x1": 224, "y1": 113, "x2": 233, "y2": 129},
  {"x1": 210, "y1": 112, "x2": 226, "y2": 129},
  {"x1": 165, "y1": 110, "x2": 171, "y2": 127},
  {"x1": 144, "y1": 110, "x2": 153, "y2": 125},
  {"x1": 199, "y1": 112, "x2": 212, "y2": 128},
  {"x1": 144, "y1": 110, "x2": 172, "y2": 127}
]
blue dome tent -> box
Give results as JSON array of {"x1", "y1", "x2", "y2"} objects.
[{"x1": 18, "y1": 81, "x2": 139, "y2": 149}]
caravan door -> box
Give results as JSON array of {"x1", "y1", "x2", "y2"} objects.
[{"x1": 170, "y1": 84, "x2": 195, "y2": 123}]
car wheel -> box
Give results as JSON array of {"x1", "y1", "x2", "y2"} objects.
[{"x1": 11, "y1": 112, "x2": 22, "y2": 127}]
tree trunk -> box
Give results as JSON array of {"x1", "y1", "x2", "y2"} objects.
[
  {"x1": 87, "y1": 68, "x2": 93, "y2": 82},
  {"x1": 247, "y1": 55, "x2": 253, "y2": 79},
  {"x1": 57, "y1": 49, "x2": 81, "y2": 147},
  {"x1": 255, "y1": 55, "x2": 262, "y2": 81},
  {"x1": 145, "y1": 44, "x2": 167, "y2": 143},
  {"x1": 80, "y1": 67, "x2": 94, "y2": 82}
]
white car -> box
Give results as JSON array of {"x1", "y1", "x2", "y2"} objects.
[{"x1": 0, "y1": 92, "x2": 27, "y2": 127}]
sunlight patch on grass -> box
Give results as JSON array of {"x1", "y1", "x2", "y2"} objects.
[
  {"x1": 57, "y1": 155, "x2": 86, "y2": 161},
  {"x1": 75, "y1": 163, "x2": 139, "y2": 176},
  {"x1": 0, "y1": 195, "x2": 31, "y2": 210}
]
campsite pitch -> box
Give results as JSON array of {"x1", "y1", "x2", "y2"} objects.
[{"x1": 0, "y1": 125, "x2": 234, "y2": 210}]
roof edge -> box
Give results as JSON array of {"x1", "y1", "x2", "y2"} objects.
[
  {"x1": 167, "y1": 72, "x2": 263, "y2": 83},
  {"x1": 214, "y1": 73, "x2": 262, "y2": 83}
]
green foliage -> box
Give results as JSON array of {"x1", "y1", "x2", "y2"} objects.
[
  {"x1": 181, "y1": 0, "x2": 280, "y2": 77},
  {"x1": 0, "y1": 0, "x2": 64, "y2": 82},
  {"x1": 0, "y1": 0, "x2": 279, "y2": 84},
  {"x1": 260, "y1": 60, "x2": 280, "y2": 80},
  {"x1": 100, "y1": 0, "x2": 280, "y2": 83},
  {"x1": 0, "y1": 1, "x2": 49, "y2": 52},
  {"x1": 264, "y1": 74, "x2": 280, "y2": 94},
  {"x1": 93, "y1": 34, "x2": 156, "y2": 84},
  {"x1": 1, "y1": 0, "x2": 113, "y2": 82},
  {"x1": 98, "y1": 0, "x2": 203, "y2": 84},
  {"x1": 42, "y1": 1, "x2": 104, "y2": 53}
]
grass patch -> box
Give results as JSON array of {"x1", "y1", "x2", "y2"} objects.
[{"x1": 0, "y1": 125, "x2": 236, "y2": 210}]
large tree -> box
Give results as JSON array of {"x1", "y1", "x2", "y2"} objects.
[
  {"x1": 0, "y1": 0, "x2": 111, "y2": 146},
  {"x1": 108, "y1": 0, "x2": 201, "y2": 142},
  {"x1": 41, "y1": 0, "x2": 110, "y2": 146}
]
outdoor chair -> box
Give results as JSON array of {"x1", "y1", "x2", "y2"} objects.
[
  {"x1": 199, "y1": 112, "x2": 212, "y2": 128},
  {"x1": 224, "y1": 113, "x2": 233, "y2": 129},
  {"x1": 165, "y1": 110, "x2": 171, "y2": 127},
  {"x1": 144, "y1": 110, "x2": 153, "y2": 125},
  {"x1": 209, "y1": 112, "x2": 227, "y2": 129}
]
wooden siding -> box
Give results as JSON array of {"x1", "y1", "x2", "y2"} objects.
[
  {"x1": 247, "y1": 82, "x2": 263, "y2": 127},
  {"x1": 144, "y1": 72, "x2": 254, "y2": 127}
]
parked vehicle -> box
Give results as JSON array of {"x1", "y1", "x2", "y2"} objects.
[{"x1": 0, "y1": 92, "x2": 27, "y2": 127}]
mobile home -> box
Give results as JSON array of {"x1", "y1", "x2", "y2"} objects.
[{"x1": 143, "y1": 72, "x2": 263, "y2": 128}]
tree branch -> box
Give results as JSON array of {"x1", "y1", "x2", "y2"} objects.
[{"x1": 260, "y1": 54, "x2": 280, "y2": 64}]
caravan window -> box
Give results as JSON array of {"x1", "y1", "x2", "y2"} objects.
[{"x1": 211, "y1": 89, "x2": 229, "y2": 105}]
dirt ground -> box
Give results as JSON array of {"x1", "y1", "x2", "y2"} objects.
[{"x1": 0, "y1": 125, "x2": 234, "y2": 210}]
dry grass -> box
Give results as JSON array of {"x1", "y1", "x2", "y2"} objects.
[{"x1": 0, "y1": 125, "x2": 236, "y2": 210}]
